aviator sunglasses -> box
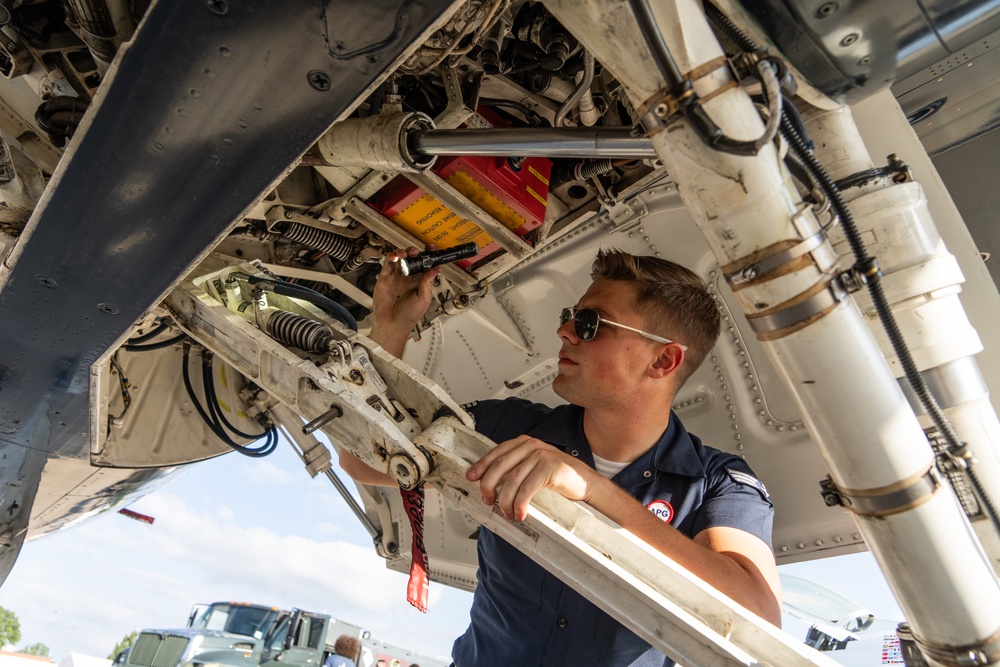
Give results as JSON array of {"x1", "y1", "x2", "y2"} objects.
[{"x1": 559, "y1": 307, "x2": 687, "y2": 350}]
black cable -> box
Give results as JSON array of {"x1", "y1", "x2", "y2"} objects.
[
  {"x1": 127, "y1": 321, "x2": 168, "y2": 345},
  {"x1": 628, "y1": 0, "x2": 685, "y2": 89},
  {"x1": 124, "y1": 333, "x2": 188, "y2": 351},
  {"x1": 202, "y1": 353, "x2": 270, "y2": 441},
  {"x1": 247, "y1": 275, "x2": 358, "y2": 331},
  {"x1": 182, "y1": 344, "x2": 228, "y2": 442},
  {"x1": 201, "y1": 355, "x2": 276, "y2": 457},
  {"x1": 181, "y1": 345, "x2": 276, "y2": 457}
]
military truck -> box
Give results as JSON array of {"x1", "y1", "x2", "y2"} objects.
[{"x1": 119, "y1": 601, "x2": 446, "y2": 667}]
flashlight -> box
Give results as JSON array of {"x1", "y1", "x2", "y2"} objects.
[{"x1": 398, "y1": 243, "x2": 479, "y2": 276}]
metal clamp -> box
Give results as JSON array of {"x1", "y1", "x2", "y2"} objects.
[
  {"x1": 820, "y1": 467, "x2": 941, "y2": 517},
  {"x1": 746, "y1": 277, "x2": 842, "y2": 336},
  {"x1": 637, "y1": 85, "x2": 693, "y2": 136},
  {"x1": 725, "y1": 230, "x2": 827, "y2": 288},
  {"x1": 912, "y1": 625, "x2": 1000, "y2": 667}
]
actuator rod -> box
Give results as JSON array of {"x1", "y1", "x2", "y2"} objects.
[{"x1": 411, "y1": 128, "x2": 657, "y2": 158}]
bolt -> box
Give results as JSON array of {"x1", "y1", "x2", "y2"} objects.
[
  {"x1": 98, "y1": 303, "x2": 119, "y2": 315},
  {"x1": 307, "y1": 70, "x2": 332, "y2": 92},
  {"x1": 206, "y1": 0, "x2": 228, "y2": 15},
  {"x1": 815, "y1": 2, "x2": 838, "y2": 19},
  {"x1": 35, "y1": 275, "x2": 57, "y2": 288},
  {"x1": 840, "y1": 33, "x2": 859, "y2": 47}
]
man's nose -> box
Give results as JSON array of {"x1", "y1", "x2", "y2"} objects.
[{"x1": 557, "y1": 318, "x2": 579, "y2": 343}]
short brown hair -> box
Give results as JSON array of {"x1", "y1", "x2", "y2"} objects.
[
  {"x1": 592, "y1": 248, "x2": 721, "y2": 387},
  {"x1": 333, "y1": 635, "x2": 360, "y2": 660}
]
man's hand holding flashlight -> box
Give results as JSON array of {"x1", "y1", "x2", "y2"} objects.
[{"x1": 370, "y1": 245, "x2": 442, "y2": 358}]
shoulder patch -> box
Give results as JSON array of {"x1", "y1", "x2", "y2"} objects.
[{"x1": 727, "y1": 468, "x2": 771, "y2": 502}]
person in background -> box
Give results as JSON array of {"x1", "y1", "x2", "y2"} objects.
[
  {"x1": 341, "y1": 247, "x2": 780, "y2": 666},
  {"x1": 323, "y1": 635, "x2": 360, "y2": 667}
]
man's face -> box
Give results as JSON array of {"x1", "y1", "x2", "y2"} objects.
[{"x1": 553, "y1": 279, "x2": 665, "y2": 409}]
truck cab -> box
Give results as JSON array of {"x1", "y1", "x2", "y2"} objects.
[{"x1": 123, "y1": 602, "x2": 440, "y2": 667}]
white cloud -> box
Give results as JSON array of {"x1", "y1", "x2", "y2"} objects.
[{"x1": 0, "y1": 447, "x2": 473, "y2": 664}]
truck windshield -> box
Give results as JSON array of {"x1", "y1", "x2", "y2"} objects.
[{"x1": 191, "y1": 604, "x2": 279, "y2": 639}]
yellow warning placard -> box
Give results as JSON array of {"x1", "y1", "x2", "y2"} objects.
[{"x1": 389, "y1": 170, "x2": 529, "y2": 250}]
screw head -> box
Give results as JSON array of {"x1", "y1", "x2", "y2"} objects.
[
  {"x1": 98, "y1": 303, "x2": 119, "y2": 315},
  {"x1": 858, "y1": 55, "x2": 872, "y2": 66},
  {"x1": 654, "y1": 102, "x2": 669, "y2": 118},
  {"x1": 840, "y1": 33, "x2": 859, "y2": 47},
  {"x1": 307, "y1": 70, "x2": 331, "y2": 91},
  {"x1": 206, "y1": 0, "x2": 228, "y2": 15},
  {"x1": 815, "y1": 2, "x2": 838, "y2": 19},
  {"x1": 35, "y1": 274, "x2": 57, "y2": 288}
]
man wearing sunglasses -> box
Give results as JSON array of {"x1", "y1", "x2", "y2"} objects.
[{"x1": 343, "y1": 246, "x2": 779, "y2": 667}]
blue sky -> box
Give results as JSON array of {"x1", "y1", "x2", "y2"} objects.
[{"x1": 0, "y1": 437, "x2": 903, "y2": 664}]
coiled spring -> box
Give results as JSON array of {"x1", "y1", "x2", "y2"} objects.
[
  {"x1": 265, "y1": 310, "x2": 333, "y2": 353},
  {"x1": 281, "y1": 221, "x2": 355, "y2": 260}
]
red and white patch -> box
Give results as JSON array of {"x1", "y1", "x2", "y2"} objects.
[{"x1": 646, "y1": 500, "x2": 674, "y2": 523}]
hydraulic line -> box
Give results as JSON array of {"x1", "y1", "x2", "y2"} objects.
[
  {"x1": 247, "y1": 275, "x2": 358, "y2": 331},
  {"x1": 627, "y1": 0, "x2": 684, "y2": 89},
  {"x1": 123, "y1": 333, "x2": 187, "y2": 351},
  {"x1": 127, "y1": 321, "x2": 168, "y2": 345},
  {"x1": 181, "y1": 344, "x2": 276, "y2": 457},
  {"x1": 554, "y1": 50, "x2": 595, "y2": 127},
  {"x1": 201, "y1": 352, "x2": 271, "y2": 442}
]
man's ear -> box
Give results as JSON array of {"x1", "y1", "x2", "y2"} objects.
[{"x1": 649, "y1": 344, "x2": 683, "y2": 378}]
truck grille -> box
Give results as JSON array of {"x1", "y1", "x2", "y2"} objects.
[{"x1": 128, "y1": 633, "x2": 190, "y2": 667}]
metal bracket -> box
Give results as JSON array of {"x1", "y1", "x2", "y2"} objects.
[
  {"x1": 435, "y1": 65, "x2": 482, "y2": 129},
  {"x1": 604, "y1": 196, "x2": 648, "y2": 232}
]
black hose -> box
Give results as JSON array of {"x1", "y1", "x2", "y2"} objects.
[
  {"x1": 181, "y1": 345, "x2": 276, "y2": 457},
  {"x1": 247, "y1": 275, "x2": 358, "y2": 331},
  {"x1": 201, "y1": 356, "x2": 276, "y2": 457},
  {"x1": 202, "y1": 354, "x2": 269, "y2": 441},
  {"x1": 627, "y1": 0, "x2": 685, "y2": 89},
  {"x1": 127, "y1": 321, "x2": 169, "y2": 345},
  {"x1": 124, "y1": 333, "x2": 188, "y2": 351},
  {"x1": 35, "y1": 96, "x2": 90, "y2": 147}
]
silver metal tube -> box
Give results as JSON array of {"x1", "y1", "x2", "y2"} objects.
[
  {"x1": 556, "y1": 49, "x2": 596, "y2": 127},
  {"x1": 411, "y1": 128, "x2": 657, "y2": 158}
]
